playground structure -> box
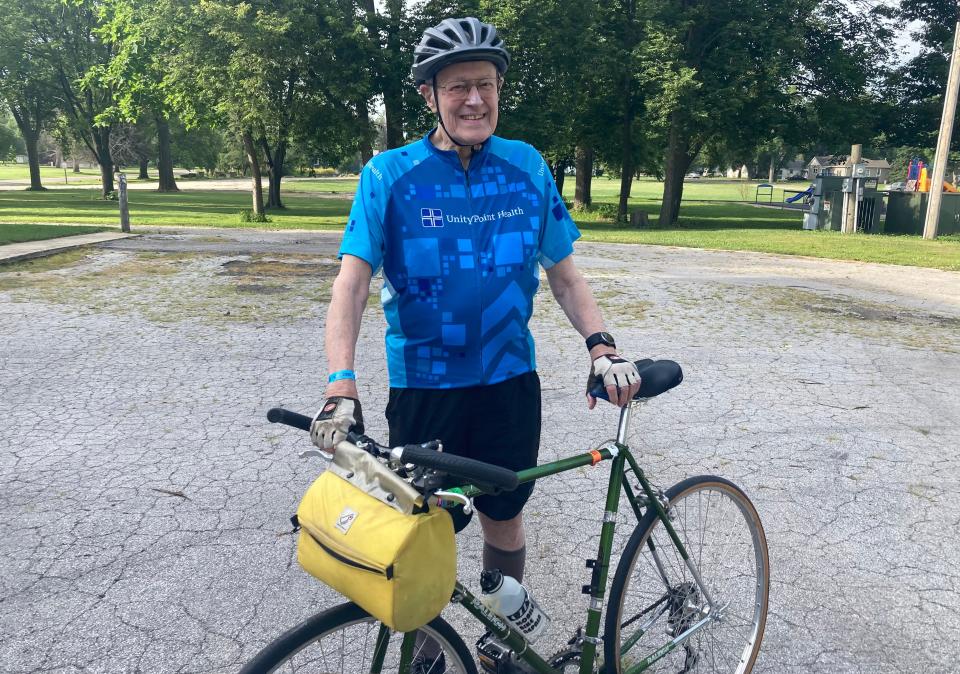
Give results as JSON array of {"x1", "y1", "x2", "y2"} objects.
[
  {"x1": 905, "y1": 159, "x2": 958, "y2": 193},
  {"x1": 800, "y1": 158, "x2": 960, "y2": 236}
]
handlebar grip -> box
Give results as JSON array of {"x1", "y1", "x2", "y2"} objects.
[
  {"x1": 399, "y1": 445, "x2": 520, "y2": 492},
  {"x1": 267, "y1": 407, "x2": 312, "y2": 431}
]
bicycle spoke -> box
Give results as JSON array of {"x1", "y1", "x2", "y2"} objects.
[{"x1": 607, "y1": 479, "x2": 768, "y2": 674}]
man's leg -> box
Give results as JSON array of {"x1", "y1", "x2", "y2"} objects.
[{"x1": 478, "y1": 512, "x2": 526, "y2": 582}]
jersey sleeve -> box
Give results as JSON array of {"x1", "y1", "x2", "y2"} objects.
[
  {"x1": 339, "y1": 161, "x2": 388, "y2": 273},
  {"x1": 536, "y1": 152, "x2": 581, "y2": 269}
]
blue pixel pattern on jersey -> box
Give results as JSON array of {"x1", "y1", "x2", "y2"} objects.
[{"x1": 340, "y1": 132, "x2": 581, "y2": 389}]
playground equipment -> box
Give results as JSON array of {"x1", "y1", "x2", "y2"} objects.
[
  {"x1": 882, "y1": 159, "x2": 960, "y2": 235},
  {"x1": 784, "y1": 186, "x2": 813, "y2": 204},
  {"x1": 755, "y1": 183, "x2": 774, "y2": 203},
  {"x1": 906, "y1": 158, "x2": 957, "y2": 193}
]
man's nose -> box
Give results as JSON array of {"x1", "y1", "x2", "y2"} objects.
[{"x1": 465, "y1": 84, "x2": 483, "y2": 105}]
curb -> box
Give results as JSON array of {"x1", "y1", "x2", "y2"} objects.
[{"x1": 0, "y1": 232, "x2": 139, "y2": 265}]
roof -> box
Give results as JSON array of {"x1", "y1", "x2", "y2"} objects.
[
  {"x1": 808, "y1": 155, "x2": 843, "y2": 167},
  {"x1": 807, "y1": 155, "x2": 891, "y2": 169}
]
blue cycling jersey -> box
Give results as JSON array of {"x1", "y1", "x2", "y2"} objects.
[{"x1": 340, "y1": 131, "x2": 581, "y2": 389}]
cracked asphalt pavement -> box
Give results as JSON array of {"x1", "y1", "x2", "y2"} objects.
[{"x1": 2, "y1": 229, "x2": 958, "y2": 672}]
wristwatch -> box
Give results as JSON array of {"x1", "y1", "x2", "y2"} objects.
[{"x1": 585, "y1": 331, "x2": 616, "y2": 351}]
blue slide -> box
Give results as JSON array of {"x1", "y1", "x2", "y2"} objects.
[{"x1": 786, "y1": 187, "x2": 813, "y2": 203}]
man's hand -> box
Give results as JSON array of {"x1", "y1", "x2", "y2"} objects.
[
  {"x1": 310, "y1": 397, "x2": 364, "y2": 451},
  {"x1": 586, "y1": 354, "x2": 641, "y2": 409}
]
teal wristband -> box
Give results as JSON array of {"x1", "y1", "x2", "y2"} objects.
[{"x1": 328, "y1": 369, "x2": 356, "y2": 383}]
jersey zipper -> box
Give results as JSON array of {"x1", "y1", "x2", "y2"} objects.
[{"x1": 463, "y1": 162, "x2": 485, "y2": 384}]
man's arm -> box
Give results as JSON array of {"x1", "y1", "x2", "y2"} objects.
[
  {"x1": 545, "y1": 256, "x2": 640, "y2": 408},
  {"x1": 324, "y1": 254, "x2": 373, "y2": 399}
]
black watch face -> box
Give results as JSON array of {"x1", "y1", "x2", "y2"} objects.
[{"x1": 600, "y1": 332, "x2": 615, "y2": 345}]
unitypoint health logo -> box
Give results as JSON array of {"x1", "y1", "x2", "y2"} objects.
[
  {"x1": 421, "y1": 208, "x2": 444, "y2": 228},
  {"x1": 446, "y1": 207, "x2": 525, "y2": 225}
]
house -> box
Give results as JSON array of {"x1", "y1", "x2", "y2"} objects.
[
  {"x1": 805, "y1": 156, "x2": 842, "y2": 178},
  {"x1": 805, "y1": 155, "x2": 892, "y2": 183},
  {"x1": 779, "y1": 159, "x2": 806, "y2": 180}
]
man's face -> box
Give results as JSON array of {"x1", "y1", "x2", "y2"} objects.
[{"x1": 420, "y1": 61, "x2": 500, "y2": 145}]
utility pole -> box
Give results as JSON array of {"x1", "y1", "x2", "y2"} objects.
[
  {"x1": 842, "y1": 144, "x2": 862, "y2": 234},
  {"x1": 924, "y1": 19, "x2": 960, "y2": 240}
]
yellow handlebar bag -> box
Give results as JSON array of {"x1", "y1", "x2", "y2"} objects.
[{"x1": 295, "y1": 441, "x2": 456, "y2": 632}]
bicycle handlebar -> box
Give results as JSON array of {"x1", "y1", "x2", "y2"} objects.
[{"x1": 266, "y1": 407, "x2": 519, "y2": 492}]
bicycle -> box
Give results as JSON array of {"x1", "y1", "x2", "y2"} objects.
[{"x1": 241, "y1": 359, "x2": 769, "y2": 673}]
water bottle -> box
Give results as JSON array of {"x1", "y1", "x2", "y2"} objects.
[{"x1": 479, "y1": 569, "x2": 551, "y2": 643}]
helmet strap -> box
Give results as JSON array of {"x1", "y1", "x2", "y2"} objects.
[{"x1": 432, "y1": 81, "x2": 482, "y2": 154}]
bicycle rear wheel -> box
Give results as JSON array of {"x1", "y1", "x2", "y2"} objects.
[
  {"x1": 240, "y1": 601, "x2": 477, "y2": 674},
  {"x1": 604, "y1": 476, "x2": 769, "y2": 673}
]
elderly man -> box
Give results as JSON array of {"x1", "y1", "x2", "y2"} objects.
[{"x1": 311, "y1": 14, "x2": 640, "y2": 635}]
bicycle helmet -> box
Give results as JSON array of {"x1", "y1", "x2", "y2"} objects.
[{"x1": 412, "y1": 17, "x2": 510, "y2": 85}]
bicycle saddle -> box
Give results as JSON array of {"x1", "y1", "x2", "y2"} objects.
[{"x1": 589, "y1": 359, "x2": 683, "y2": 402}]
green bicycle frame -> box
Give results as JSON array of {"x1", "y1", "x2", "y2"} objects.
[{"x1": 393, "y1": 403, "x2": 706, "y2": 674}]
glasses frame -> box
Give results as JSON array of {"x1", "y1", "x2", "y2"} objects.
[{"x1": 433, "y1": 75, "x2": 504, "y2": 101}]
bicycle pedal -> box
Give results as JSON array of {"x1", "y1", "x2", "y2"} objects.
[{"x1": 476, "y1": 633, "x2": 535, "y2": 674}]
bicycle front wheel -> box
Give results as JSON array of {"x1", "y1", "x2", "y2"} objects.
[
  {"x1": 605, "y1": 476, "x2": 769, "y2": 673},
  {"x1": 240, "y1": 601, "x2": 477, "y2": 674}
]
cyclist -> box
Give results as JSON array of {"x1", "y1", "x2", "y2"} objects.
[{"x1": 311, "y1": 16, "x2": 641, "y2": 665}]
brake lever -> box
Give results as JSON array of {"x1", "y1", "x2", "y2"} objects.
[{"x1": 298, "y1": 448, "x2": 333, "y2": 461}]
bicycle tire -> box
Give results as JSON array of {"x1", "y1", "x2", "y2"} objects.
[
  {"x1": 240, "y1": 601, "x2": 478, "y2": 674},
  {"x1": 604, "y1": 476, "x2": 769, "y2": 673}
]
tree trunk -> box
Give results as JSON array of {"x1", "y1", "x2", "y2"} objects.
[
  {"x1": 618, "y1": 152, "x2": 634, "y2": 223},
  {"x1": 553, "y1": 160, "x2": 566, "y2": 197},
  {"x1": 267, "y1": 141, "x2": 287, "y2": 209},
  {"x1": 768, "y1": 155, "x2": 776, "y2": 183},
  {"x1": 92, "y1": 128, "x2": 114, "y2": 197},
  {"x1": 574, "y1": 145, "x2": 593, "y2": 209},
  {"x1": 73, "y1": 156, "x2": 81, "y2": 173},
  {"x1": 138, "y1": 156, "x2": 150, "y2": 180},
  {"x1": 156, "y1": 117, "x2": 179, "y2": 192},
  {"x1": 22, "y1": 129, "x2": 44, "y2": 191},
  {"x1": 357, "y1": 101, "x2": 373, "y2": 165},
  {"x1": 658, "y1": 122, "x2": 694, "y2": 226},
  {"x1": 242, "y1": 130, "x2": 265, "y2": 216},
  {"x1": 383, "y1": 0, "x2": 405, "y2": 148},
  {"x1": 617, "y1": 93, "x2": 635, "y2": 223}
]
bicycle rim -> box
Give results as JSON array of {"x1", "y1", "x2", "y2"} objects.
[
  {"x1": 607, "y1": 476, "x2": 769, "y2": 673},
  {"x1": 241, "y1": 602, "x2": 476, "y2": 674}
]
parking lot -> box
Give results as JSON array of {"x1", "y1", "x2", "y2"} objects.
[{"x1": 2, "y1": 230, "x2": 958, "y2": 672}]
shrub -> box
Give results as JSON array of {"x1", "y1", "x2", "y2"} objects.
[{"x1": 238, "y1": 209, "x2": 270, "y2": 223}]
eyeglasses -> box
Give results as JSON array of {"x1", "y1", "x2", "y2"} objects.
[{"x1": 434, "y1": 77, "x2": 502, "y2": 100}]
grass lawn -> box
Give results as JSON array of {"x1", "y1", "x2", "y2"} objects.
[
  {"x1": 0, "y1": 223, "x2": 109, "y2": 245},
  {"x1": 2, "y1": 181, "x2": 959, "y2": 271},
  {"x1": 0, "y1": 164, "x2": 105, "y2": 185},
  {"x1": 0, "y1": 189, "x2": 350, "y2": 228},
  {"x1": 566, "y1": 176, "x2": 809, "y2": 203}
]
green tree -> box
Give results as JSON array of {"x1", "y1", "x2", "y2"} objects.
[
  {"x1": 97, "y1": 0, "x2": 180, "y2": 190},
  {"x1": 24, "y1": 0, "x2": 120, "y2": 196},
  {"x1": 0, "y1": 0, "x2": 60, "y2": 190},
  {"x1": 882, "y1": 0, "x2": 959, "y2": 149},
  {"x1": 162, "y1": 0, "x2": 368, "y2": 213},
  {"x1": 648, "y1": 0, "x2": 809, "y2": 225}
]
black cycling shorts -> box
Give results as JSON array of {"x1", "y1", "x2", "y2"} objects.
[{"x1": 385, "y1": 371, "x2": 541, "y2": 522}]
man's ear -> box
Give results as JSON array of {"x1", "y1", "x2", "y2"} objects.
[{"x1": 418, "y1": 83, "x2": 437, "y2": 113}]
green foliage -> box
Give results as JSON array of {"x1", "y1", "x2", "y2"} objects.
[
  {"x1": 238, "y1": 209, "x2": 270, "y2": 223},
  {"x1": 0, "y1": 117, "x2": 22, "y2": 160}
]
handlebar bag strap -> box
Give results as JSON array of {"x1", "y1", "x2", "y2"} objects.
[{"x1": 295, "y1": 441, "x2": 456, "y2": 632}]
